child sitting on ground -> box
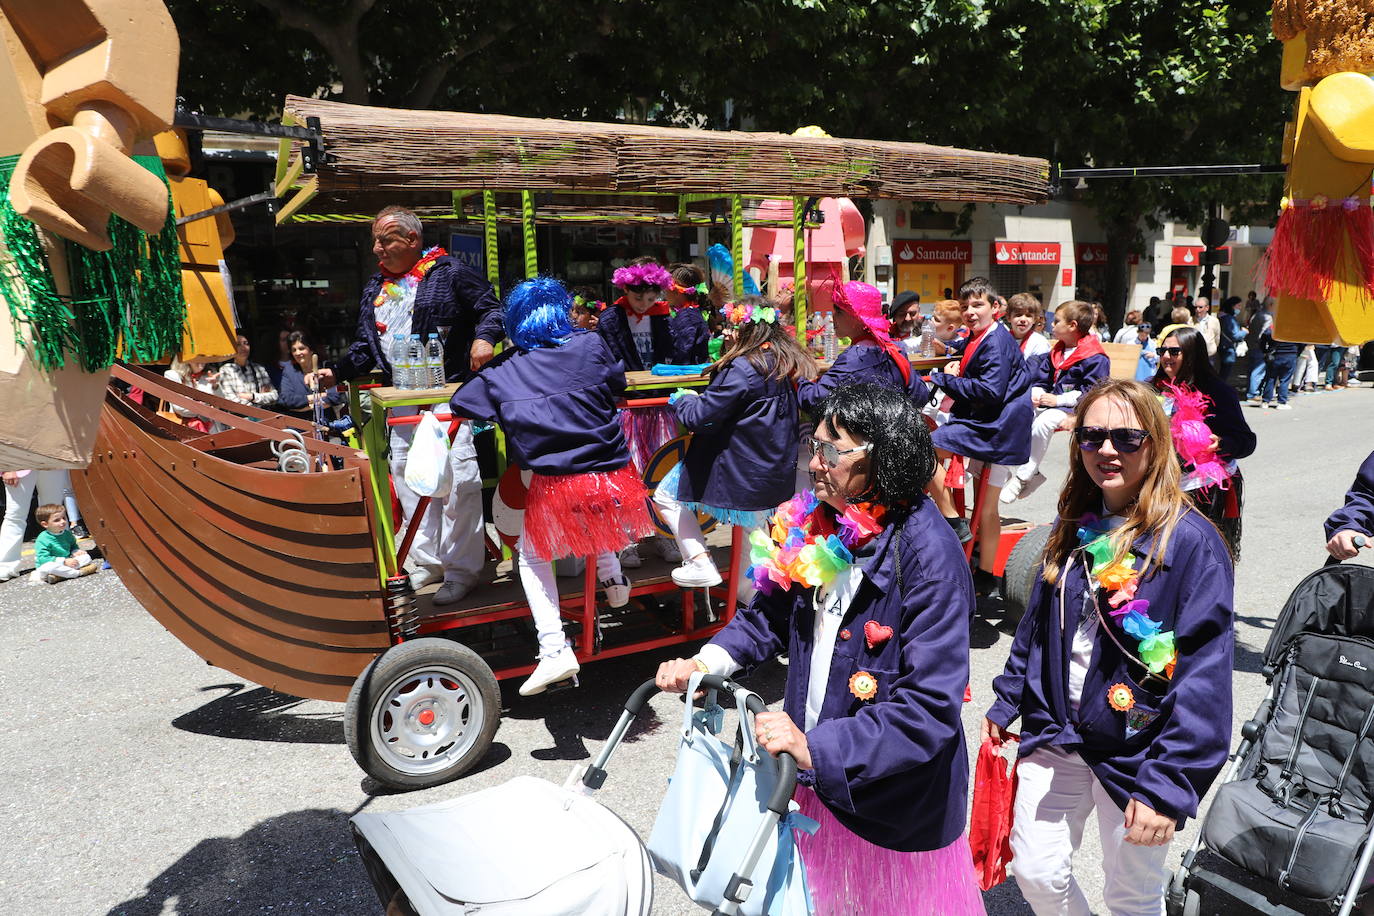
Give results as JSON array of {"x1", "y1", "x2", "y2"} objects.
[
  {"x1": 30, "y1": 504, "x2": 96, "y2": 584},
  {"x1": 1006, "y1": 292, "x2": 1051, "y2": 361},
  {"x1": 1002, "y1": 300, "x2": 1111, "y2": 503},
  {"x1": 925, "y1": 277, "x2": 1033, "y2": 597}
]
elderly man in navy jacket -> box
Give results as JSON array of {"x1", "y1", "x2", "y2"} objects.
[{"x1": 312, "y1": 206, "x2": 503, "y2": 604}]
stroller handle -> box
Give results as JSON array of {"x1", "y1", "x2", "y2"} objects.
[{"x1": 611, "y1": 676, "x2": 799, "y2": 817}]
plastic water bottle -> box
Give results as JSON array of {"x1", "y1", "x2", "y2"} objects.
[
  {"x1": 389, "y1": 333, "x2": 411, "y2": 388},
  {"x1": 406, "y1": 334, "x2": 424, "y2": 390},
  {"x1": 920, "y1": 317, "x2": 936, "y2": 358},
  {"x1": 425, "y1": 333, "x2": 445, "y2": 388},
  {"x1": 822, "y1": 311, "x2": 838, "y2": 362}
]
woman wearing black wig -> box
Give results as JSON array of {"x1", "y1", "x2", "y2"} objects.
[
  {"x1": 1152, "y1": 324, "x2": 1255, "y2": 560},
  {"x1": 656, "y1": 384, "x2": 985, "y2": 914}
]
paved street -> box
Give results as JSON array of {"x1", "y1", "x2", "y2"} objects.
[{"x1": 1, "y1": 386, "x2": 1370, "y2": 915}]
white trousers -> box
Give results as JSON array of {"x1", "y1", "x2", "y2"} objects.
[
  {"x1": 35, "y1": 551, "x2": 91, "y2": 581},
  {"x1": 515, "y1": 536, "x2": 622, "y2": 655},
  {"x1": 390, "y1": 416, "x2": 485, "y2": 587},
  {"x1": 1011, "y1": 746, "x2": 1169, "y2": 916},
  {"x1": 652, "y1": 481, "x2": 710, "y2": 565},
  {"x1": 0, "y1": 470, "x2": 75, "y2": 578},
  {"x1": 1014, "y1": 408, "x2": 1072, "y2": 484}
]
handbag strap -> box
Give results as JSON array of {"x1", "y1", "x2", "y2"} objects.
[{"x1": 683, "y1": 670, "x2": 722, "y2": 744}]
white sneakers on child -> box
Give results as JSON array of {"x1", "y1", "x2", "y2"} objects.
[
  {"x1": 600, "y1": 575, "x2": 631, "y2": 608},
  {"x1": 1000, "y1": 472, "x2": 1046, "y2": 504},
  {"x1": 671, "y1": 554, "x2": 722, "y2": 589},
  {"x1": 519, "y1": 645, "x2": 580, "y2": 697},
  {"x1": 432, "y1": 579, "x2": 474, "y2": 606}
]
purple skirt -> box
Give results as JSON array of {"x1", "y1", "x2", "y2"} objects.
[{"x1": 795, "y1": 786, "x2": 986, "y2": 916}]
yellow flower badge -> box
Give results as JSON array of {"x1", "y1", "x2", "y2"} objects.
[
  {"x1": 1107, "y1": 683, "x2": 1135, "y2": 712},
  {"x1": 849, "y1": 671, "x2": 878, "y2": 702}
]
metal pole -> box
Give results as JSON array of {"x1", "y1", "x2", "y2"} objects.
[
  {"x1": 1200, "y1": 201, "x2": 1217, "y2": 302},
  {"x1": 792, "y1": 197, "x2": 808, "y2": 344}
]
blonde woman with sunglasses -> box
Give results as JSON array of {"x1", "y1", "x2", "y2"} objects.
[{"x1": 982, "y1": 379, "x2": 1235, "y2": 916}]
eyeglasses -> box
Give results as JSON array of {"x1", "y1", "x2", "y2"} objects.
[
  {"x1": 1075, "y1": 426, "x2": 1150, "y2": 453},
  {"x1": 806, "y1": 436, "x2": 873, "y2": 468},
  {"x1": 1158, "y1": 346, "x2": 1183, "y2": 357}
]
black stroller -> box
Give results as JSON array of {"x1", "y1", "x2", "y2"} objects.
[{"x1": 1167, "y1": 561, "x2": 1374, "y2": 916}]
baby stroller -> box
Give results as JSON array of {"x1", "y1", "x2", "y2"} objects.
[
  {"x1": 351, "y1": 674, "x2": 802, "y2": 916},
  {"x1": 1167, "y1": 560, "x2": 1374, "y2": 916}
]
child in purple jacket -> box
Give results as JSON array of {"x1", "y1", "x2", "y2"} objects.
[
  {"x1": 655, "y1": 296, "x2": 816, "y2": 588},
  {"x1": 984, "y1": 379, "x2": 1234, "y2": 916},
  {"x1": 450, "y1": 278, "x2": 654, "y2": 697}
]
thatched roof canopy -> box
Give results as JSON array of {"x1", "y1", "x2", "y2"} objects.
[{"x1": 280, "y1": 96, "x2": 1050, "y2": 219}]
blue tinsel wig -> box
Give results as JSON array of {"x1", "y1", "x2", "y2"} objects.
[{"x1": 505, "y1": 276, "x2": 574, "y2": 351}]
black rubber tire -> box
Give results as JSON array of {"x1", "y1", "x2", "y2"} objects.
[
  {"x1": 344, "y1": 637, "x2": 501, "y2": 791},
  {"x1": 1001, "y1": 523, "x2": 1051, "y2": 624}
]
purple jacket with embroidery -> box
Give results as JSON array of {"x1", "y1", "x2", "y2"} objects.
[
  {"x1": 986, "y1": 510, "x2": 1235, "y2": 822},
  {"x1": 329, "y1": 256, "x2": 503, "y2": 385},
  {"x1": 596, "y1": 302, "x2": 706, "y2": 372},
  {"x1": 1326, "y1": 450, "x2": 1374, "y2": 539},
  {"x1": 928, "y1": 323, "x2": 1033, "y2": 465},
  {"x1": 706, "y1": 496, "x2": 974, "y2": 851}
]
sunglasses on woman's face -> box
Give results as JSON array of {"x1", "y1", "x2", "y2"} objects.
[
  {"x1": 1158, "y1": 346, "x2": 1183, "y2": 357},
  {"x1": 805, "y1": 435, "x2": 872, "y2": 469},
  {"x1": 1075, "y1": 426, "x2": 1150, "y2": 453}
]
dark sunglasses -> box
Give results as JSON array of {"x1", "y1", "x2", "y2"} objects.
[
  {"x1": 1075, "y1": 426, "x2": 1150, "y2": 453},
  {"x1": 1158, "y1": 346, "x2": 1183, "y2": 357}
]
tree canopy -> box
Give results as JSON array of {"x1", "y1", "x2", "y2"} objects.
[{"x1": 169, "y1": 0, "x2": 1290, "y2": 316}]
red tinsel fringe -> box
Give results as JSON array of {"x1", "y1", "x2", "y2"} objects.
[
  {"x1": 523, "y1": 464, "x2": 654, "y2": 561},
  {"x1": 1263, "y1": 204, "x2": 1374, "y2": 302}
]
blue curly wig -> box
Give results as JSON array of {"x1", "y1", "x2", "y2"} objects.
[{"x1": 505, "y1": 276, "x2": 574, "y2": 351}]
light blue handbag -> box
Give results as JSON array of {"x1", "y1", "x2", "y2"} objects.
[{"x1": 646, "y1": 672, "x2": 816, "y2": 916}]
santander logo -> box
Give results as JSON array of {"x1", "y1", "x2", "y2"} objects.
[{"x1": 994, "y1": 242, "x2": 1061, "y2": 265}]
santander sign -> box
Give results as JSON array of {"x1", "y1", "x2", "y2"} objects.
[
  {"x1": 992, "y1": 242, "x2": 1061, "y2": 265},
  {"x1": 895, "y1": 240, "x2": 973, "y2": 264}
]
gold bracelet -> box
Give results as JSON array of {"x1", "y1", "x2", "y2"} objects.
[{"x1": 692, "y1": 658, "x2": 710, "y2": 675}]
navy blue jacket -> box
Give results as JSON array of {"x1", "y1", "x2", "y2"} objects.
[
  {"x1": 277, "y1": 362, "x2": 344, "y2": 414},
  {"x1": 669, "y1": 306, "x2": 711, "y2": 364},
  {"x1": 709, "y1": 497, "x2": 974, "y2": 851},
  {"x1": 448, "y1": 331, "x2": 630, "y2": 475},
  {"x1": 1026, "y1": 346, "x2": 1111, "y2": 399},
  {"x1": 929, "y1": 323, "x2": 1033, "y2": 465},
  {"x1": 1159, "y1": 374, "x2": 1256, "y2": 464},
  {"x1": 596, "y1": 302, "x2": 677, "y2": 372},
  {"x1": 987, "y1": 510, "x2": 1235, "y2": 822},
  {"x1": 330, "y1": 256, "x2": 503, "y2": 385},
  {"x1": 1326, "y1": 450, "x2": 1374, "y2": 539},
  {"x1": 796, "y1": 342, "x2": 930, "y2": 414},
  {"x1": 674, "y1": 355, "x2": 800, "y2": 512}
]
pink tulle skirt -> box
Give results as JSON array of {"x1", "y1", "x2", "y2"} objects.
[
  {"x1": 795, "y1": 786, "x2": 986, "y2": 916},
  {"x1": 523, "y1": 465, "x2": 654, "y2": 561}
]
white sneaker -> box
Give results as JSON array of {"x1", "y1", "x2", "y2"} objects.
[
  {"x1": 1018, "y1": 471, "x2": 1048, "y2": 500},
  {"x1": 432, "y1": 580, "x2": 473, "y2": 606},
  {"x1": 519, "y1": 646, "x2": 580, "y2": 696},
  {"x1": 1272, "y1": 403, "x2": 1292, "y2": 410},
  {"x1": 671, "y1": 556, "x2": 722, "y2": 589},
  {"x1": 618, "y1": 544, "x2": 643, "y2": 569},
  {"x1": 406, "y1": 564, "x2": 443, "y2": 589},
  {"x1": 600, "y1": 575, "x2": 631, "y2": 608},
  {"x1": 999, "y1": 476, "x2": 1023, "y2": 504},
  {"x1": 654, "y1": 537, "x2": 682, "y2": 563}
]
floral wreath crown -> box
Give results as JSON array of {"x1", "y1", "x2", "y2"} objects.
[
  {"x1": 726, "y1": 300, "x2": 778, "y2": 326},
  {"x1": 612, "y1": 262, "x2": 673, "y2": 289}
]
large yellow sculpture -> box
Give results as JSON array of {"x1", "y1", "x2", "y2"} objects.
[
  {"x1": 0, "y1": 1, "x2": 178, "y2": 467},
  {"x1": 1268, "y1": 0, "x2": 1374, "y2": 345}
]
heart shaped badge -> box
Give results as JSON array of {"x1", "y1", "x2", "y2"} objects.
[{"x1": 864, "y1": 619, "x2": 894, "y2": 650}]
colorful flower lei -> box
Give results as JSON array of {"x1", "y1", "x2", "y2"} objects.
[
  {"x1": 1077, "y1": 515, "x2": 1177, "y2": 678},
  {"x1": 612, "y1": 262, "x2": 673, "y2": 289},
  {"x1": 668, "y1": 280, "x2": 710, "y2": 297},
  {"x1": 374, "y1": 246, "x2": 446, "y2": 310},
  {"x1": 747, "y1": 490, "x2": 886, "y2": 594},
  {"x1": 726, "y1": 300, "x2": 778, "y2": 326}
]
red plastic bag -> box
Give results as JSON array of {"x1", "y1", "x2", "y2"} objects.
[{"x1": 969, "y1": 737, "x2": 1018, "y2": 891}]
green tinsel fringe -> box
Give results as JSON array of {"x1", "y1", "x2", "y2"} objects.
[{"x1": 0, "y1": 153, "x2": 185, "y2": 372}]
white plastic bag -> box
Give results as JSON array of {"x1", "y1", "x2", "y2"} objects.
[{"x1": 403, "y1": 411, "x2": 453, "y2": 498}]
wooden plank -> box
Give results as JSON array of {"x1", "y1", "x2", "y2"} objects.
[{"x1": 1102, "y1": 342, "x2": 1143, "y2": 380}]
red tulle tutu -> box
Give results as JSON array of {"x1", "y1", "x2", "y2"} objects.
[
  {"x1": 523, "y1": 464, "x2": 654, "y2": 561},
  {"x1": 1262, "y1": 199, "x2": 1374, "y2": 303}
]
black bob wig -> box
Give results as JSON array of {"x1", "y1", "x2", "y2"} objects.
[{"x1": 813, "y1": 384, "x2": 936, "y2": 509}]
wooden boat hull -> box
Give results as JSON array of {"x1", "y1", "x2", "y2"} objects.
[{"x1": 72, "y1": 385, "x2": 391, "y2": 702}]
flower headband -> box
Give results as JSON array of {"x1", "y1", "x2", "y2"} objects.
[
  {"x1": 669, "y1": 281, "x2": 710, "y2": 297},
  {"x1": 612, "y1": 262, "x2": 673, "y2": 289},
  {"x1": 726, "y1": 300, "x2": 778, "y2": 326}
]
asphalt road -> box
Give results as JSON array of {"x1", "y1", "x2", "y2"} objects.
[{"x1": 1, "y1": 385, "x2": 1369, "y2": 915}]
